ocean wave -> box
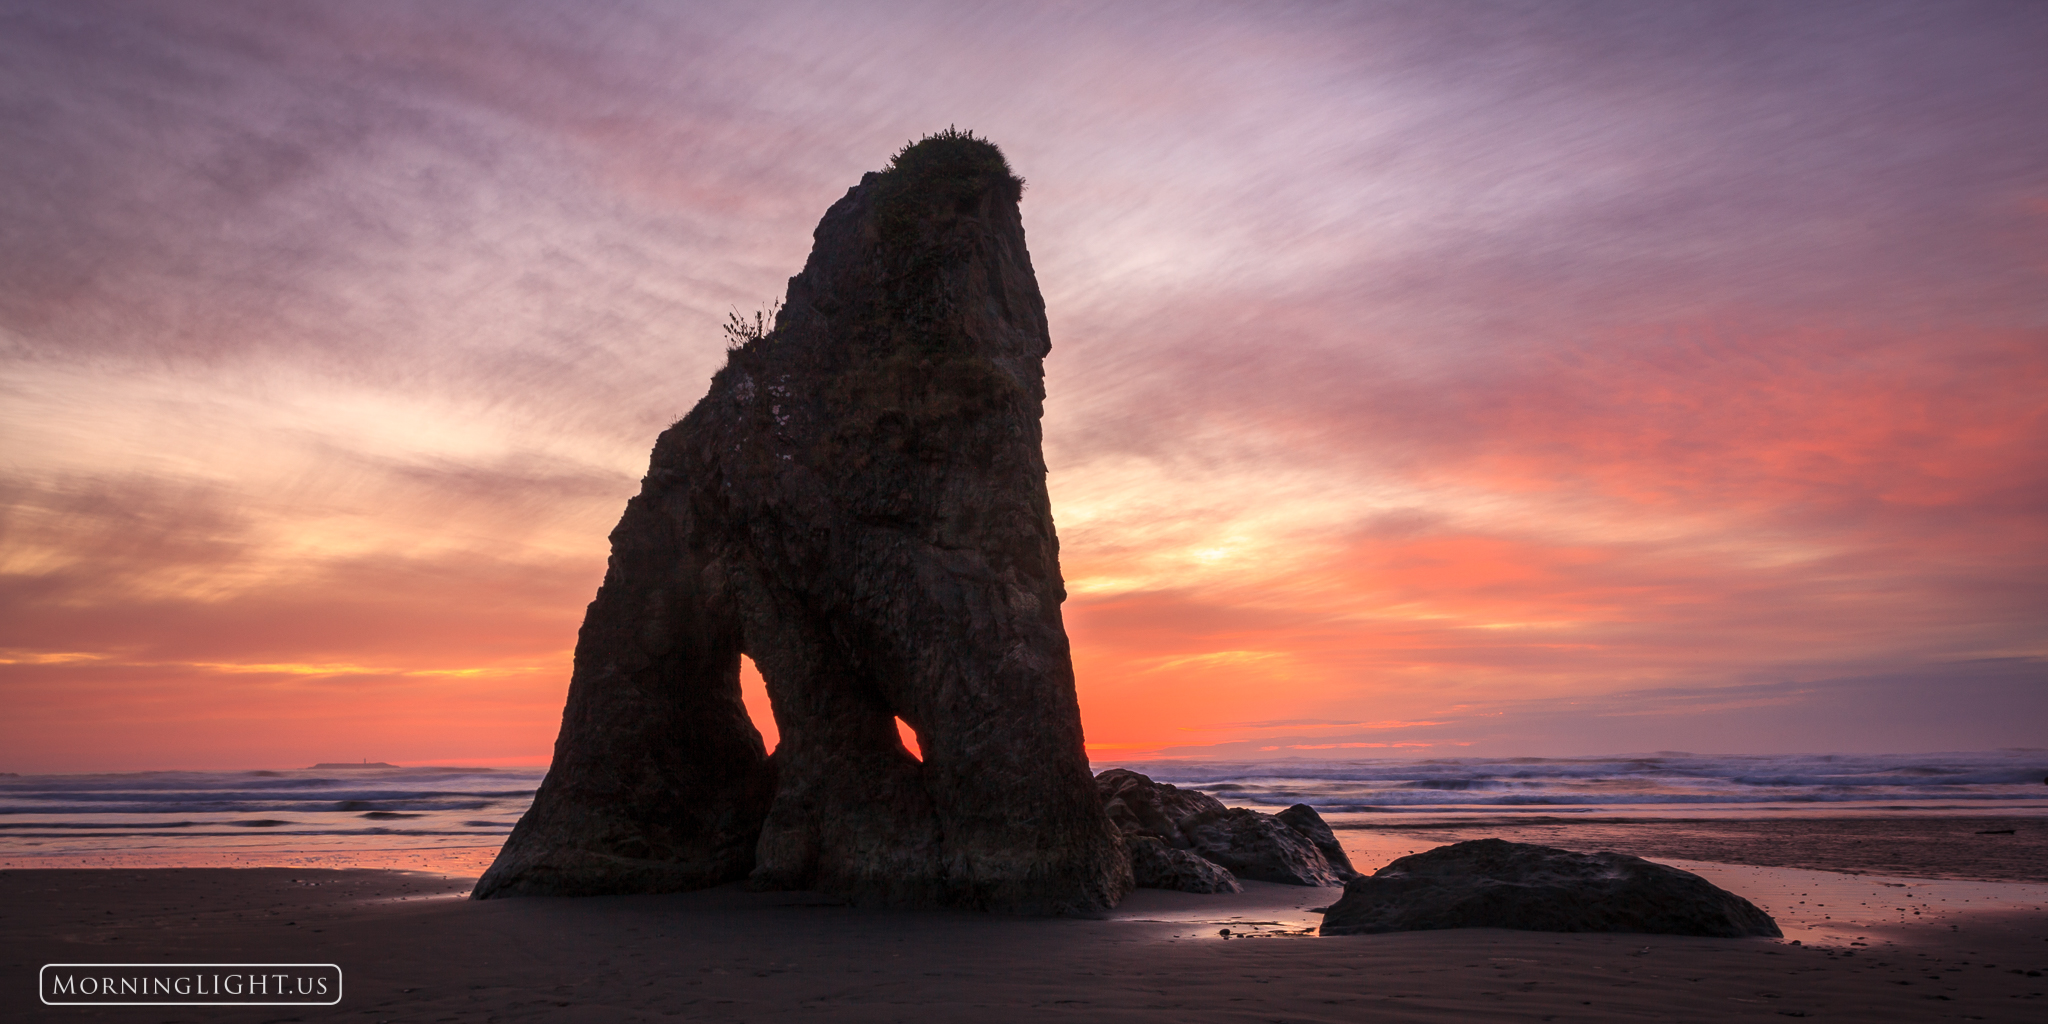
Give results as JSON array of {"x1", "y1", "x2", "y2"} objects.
[
  {"x1": 0, "y1": 767, "x2": 549, "y2": 849},
  {"x1": 0, "y1": 801, "x2": 504, "y2": 815},
  {"x1": 1, "y1": 828, "x2": 515, "y2": 838},
  {"x1": 0, "y1": 788, "x2": 535, "y2": 804},
  {"x1": 2, "y1": 755, "x2": 2042, "y2": 853},
  {"x1": 1102, "y1": 751, "x2": 2048, "y2": 812}
]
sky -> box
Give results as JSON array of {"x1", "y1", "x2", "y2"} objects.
[{"x1": 1, "y1": 0, "x2": 2043, "y2": 772}]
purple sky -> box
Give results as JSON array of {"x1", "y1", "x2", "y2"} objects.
[{"x1": 1, "y1": 1, "x2": 2043, "y2": 770}]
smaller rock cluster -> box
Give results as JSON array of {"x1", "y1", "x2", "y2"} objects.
[
  {"x1": 1095, "y1": 769, "x2": 1360, "y2": 892},
  {"x1": 1092, "y1": 776, "x2": 1783, "y2": 940}
]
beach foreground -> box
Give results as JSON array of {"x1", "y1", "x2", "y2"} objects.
[{"x1": 6, "y1": 866, "x2": 2045, "y2": 1022}]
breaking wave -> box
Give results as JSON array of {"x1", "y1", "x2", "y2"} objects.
[{"x1": 1099, "y1": 750, "x2": 2048, "y2": 816}]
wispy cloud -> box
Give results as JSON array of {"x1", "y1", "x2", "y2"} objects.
[
  {"x1": 1188, "y1": 719, "x2": 1446, "y2": 732},
  {"x1": 2, "y1": 0, "x2": 2042, "y2": 769}
]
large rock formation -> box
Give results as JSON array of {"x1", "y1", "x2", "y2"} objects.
[
  {"x1": 475, "y1": 131, "x2": 1130, "y2": 914},
  {"x1": 1318, "y1": 839, "x2": 1781, "y2": 937},
  {"x1": 1095, "y1": 768, "x2": 1346, "y2": 889}
]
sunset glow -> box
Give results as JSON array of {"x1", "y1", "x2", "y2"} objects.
[{"x1": 2, "y1": 1, "x2": 2042, "y2": 771}]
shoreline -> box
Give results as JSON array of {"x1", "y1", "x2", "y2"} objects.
[
  {"x1": 11, "y1": 813, "x2": 2043, "y2": 877},
  {"x1": 8, "y1": 815, "x2": 2046, "y2": 1019}
]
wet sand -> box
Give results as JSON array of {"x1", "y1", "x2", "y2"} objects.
[
  {"x1": 6, "y1": 816, "x2": 2045, "y2": 1021},
  {"x1": 5, "y1": 863, "x2": 2046, "y2": 1023},
  {"x1": 1335, "y1": 815, "x2": 2048, "y2": 883}
]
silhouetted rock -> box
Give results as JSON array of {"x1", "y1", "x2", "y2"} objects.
[
  {"x1": 1126, "y1": 834, "x2": 1242, "y2": 893},
  {"x1": 1318, "y1": 839, "x2": 1781, "y2": 937},
  {"x1": 1184, "y1": 807, "x2": 1344, "y2": 887},
  {"x1": 1277, "y1": 803, "x2": 1361, "y2": 881},
  {"x1": 476, "y1": 131, "x2": 1130, "y2": 913},
  {"x1": 1095, "y1": 768, "x2": 1341, "y2": 887},
  {"x1": 1096, "y1": 767, "x2": 1228, "y2": 849}
]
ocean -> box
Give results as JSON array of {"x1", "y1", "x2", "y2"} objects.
[
  {"x1": 1107, "y1": 750, "x2": 2048, "y2": 824},
  {"x1": 3, "y1": 751, "x2": 2043, "y2": 874},
  {"x1": 0, "y1": 765, "x2": 542, "y2": 874}
]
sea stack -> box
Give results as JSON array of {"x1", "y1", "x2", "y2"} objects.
[{"x1": 475, "y1": 131, "x2": 1132, "y2": 914}]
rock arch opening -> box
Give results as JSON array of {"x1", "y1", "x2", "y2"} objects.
[
  {"x1": 738, "y1": 654, "x2": 778, "y2": 754},
  {"x1": 894, "y1": 717, "x2": 922, "y2": 761}
]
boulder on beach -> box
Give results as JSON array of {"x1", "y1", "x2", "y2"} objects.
[
  {"x1": 1184, "y1": 807, "x2": 1345, "y2": 887},
  {"x1": 1095, "y1": 768, "x2": 1343, "y2": 888},
  {"x1": 1318, "y1": 838, "x2": 1782, "y2": 937},
  {"x1": 1276, "y1": 803, "x2": 1362, "y2": 881},
  {"x1": 1125, "y1": 834, "x2": 1242, "y2": 893},
  {"x1": 1096, "y1": 767, "x2": 1229, "y2": 849},
  {"x1": 474, "y1": 131, "x2": 1130, "y2": 913}
]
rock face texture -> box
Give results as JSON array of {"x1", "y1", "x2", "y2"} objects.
[
  {"x1": 475, "y1": 132, "x2": 1130, "y2": 914},
  {"x1": 1095, "y1": 768, "x2": 1344, "y2": 889},
  {"x1": 1125, "y1": 835, "x2": 1242, "y2": 894},
  {"x1": 1096, "y1": 768, "x2": 1230, "y2": 850},
  {"x1": 1277, "y1": 803, "x2": 1362, "y2": 881},
  {"x1": 1185, "y1": 808, "x2": 1345, "y2": 887},
  {"x1": 1318, "y1": 839, "x2": 1781, "y2": 937}
]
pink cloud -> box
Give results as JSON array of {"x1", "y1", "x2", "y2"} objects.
[{"x1": 4, "y1": 1, "x2": 2043, "y2": 769}]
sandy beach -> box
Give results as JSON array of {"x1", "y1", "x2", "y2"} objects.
[{"x1": 8, "y1": 818, "x2": 2047, "y2": 1022}]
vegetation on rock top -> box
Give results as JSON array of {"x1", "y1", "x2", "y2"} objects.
[{"x1": 873, "y1": 127, "x2": 1023, "y2": 252}]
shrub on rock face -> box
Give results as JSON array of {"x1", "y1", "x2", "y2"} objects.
[{"x1": 1318, "y1": 838, "x2": 1781, "y2": 937}]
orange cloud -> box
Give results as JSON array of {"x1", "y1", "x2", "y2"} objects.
[{"x1": 5, "y1": 2, "x2": 2043, "y2": 771}]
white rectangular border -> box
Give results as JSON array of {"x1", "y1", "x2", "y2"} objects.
[{"x1": 39, "y1": 963, "x2": 344, "y2": 1006}]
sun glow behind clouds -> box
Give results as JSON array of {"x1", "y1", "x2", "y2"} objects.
[{"x1": 1057, "y1": 328, "x2": 2045, "y2": 757}]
